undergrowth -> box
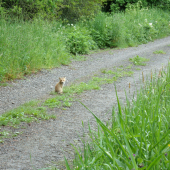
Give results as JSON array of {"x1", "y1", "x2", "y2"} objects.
[
  {"x1": 129, "y1": 55, "x2": 150, "y2": 66},
  {"x1": 153, "y1": 50, "x2": 166, "y2": 54},
  {"x1": 0, "y1": 100, "x2": 56, "y2": 127},
  {"x1": 65, "y1": 63, "x2": 170, "y2": 170},
  {"x1": 1, "y1": 7, "x2": 170, "y2": 82}
]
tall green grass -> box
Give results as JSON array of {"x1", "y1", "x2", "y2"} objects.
[
  {"x1": 66, "y1": 64, "x2": 170, "y2": 169},
  {"x1": 88, "y1": 8, "x2": 170, "y2": 48},
  {"x1": 0, "y1": 19, "x2": 70, "y2": 81},
  {"x1": 1, "y1": 7, "x2": 170, "y2": 82}
]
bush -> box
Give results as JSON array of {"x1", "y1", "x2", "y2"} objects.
[
  {"x1": 0, "y1": 0, "x2": 105, "y2": 21},
  {"x1": 66, "y1": 25, "x2": 98, "y2": 54}
]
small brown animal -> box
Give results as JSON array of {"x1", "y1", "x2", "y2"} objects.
[{"x1": 55, "y1": 77, "x2": 66, "y2": 94}]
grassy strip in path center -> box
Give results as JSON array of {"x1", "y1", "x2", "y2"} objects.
[
  {"x1": 43, "y1": 67, "x2": 134, "y2": 109},
  {"x1": 0, "y1": 58, "x2": 150, "y2": 142}
]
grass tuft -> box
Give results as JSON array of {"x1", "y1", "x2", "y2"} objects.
[
  {"x1": 0, "y1": 100, "x2": 56, "y2": 127},
  {"x1": 153, "y1": 50, "x2": 166, "y2": 54},
  {"x1": 129, "y1": 55, "x2": 150, "y2": 66}
]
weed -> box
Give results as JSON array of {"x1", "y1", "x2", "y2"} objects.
[
  {"x1": 135, "y1": 67, "x2": 141, "y2": 70},
  {"x1": 0, "y1": 100, "x2": 56, "y2": 127},
  {"x1": 129, "y1": 55, "x2": 150, "y2": 66},
  {"x1": 153, "y1": 50, "x2": 166, "y2": 54},
  {"x1": 0, "y1": 83, "x2": 8, "y2": 87},
  {"x1": 126, "y1": 64, "x2": 133, "y2": 69}
]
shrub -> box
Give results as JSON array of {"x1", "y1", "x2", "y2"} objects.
[{"x1": 66, "y1": 25, "x2": 98, "y2": 54}]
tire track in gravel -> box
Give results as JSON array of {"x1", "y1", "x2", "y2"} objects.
[{"x1": 0, "y1": 36, "x2": 170, "y2": 169}]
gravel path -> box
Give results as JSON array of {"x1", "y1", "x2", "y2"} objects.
[{"x1": 0, "y1": 36, "x2": 170, "y2": 170}]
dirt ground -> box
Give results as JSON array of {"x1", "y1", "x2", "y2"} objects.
[{"x1": 0, "y1": 36, "x2": 170, "y2": 170}]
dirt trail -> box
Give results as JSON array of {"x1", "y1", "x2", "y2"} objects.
[{"x1": 0, "y1": 37, "x2": 170, "y2": 170}]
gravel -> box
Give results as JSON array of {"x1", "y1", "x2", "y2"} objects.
[{"x1": 0, "y1": 36, "x2": 170, "y2": 170}]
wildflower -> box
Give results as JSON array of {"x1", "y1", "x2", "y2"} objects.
[
  {"x1": 168, "y1": 144, "x2": 170, "y2": 147},
  {"x1": 165, "y1": 153, "x2": 167, "y2": 156},
  {"x1": 152, "y1": 89, "x2": 154, "y2": 94},
  {"x1": 71, "y1": 24, "x2": 73, "y2": 26},
  {"x1": 129, "y1": 154, "x2": 135, "y2": 160},
  {"x1": 149, "y1": 23, "x2": 153, "y2": 27}
]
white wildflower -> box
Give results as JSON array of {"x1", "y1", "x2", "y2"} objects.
[
  {"x1": 149, "y1": 23, "x2": 153, "y2": 27},
  {"x1": 152, "y1": 89, "x2": 154, "y2": 94},
  {"x1": 138, "y1": 23, "x2": 142, "y2": 27}
]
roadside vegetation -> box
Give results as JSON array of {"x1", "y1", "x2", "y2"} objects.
[
  {"x1": 64, "y1": 63, "x2": 170, "y2": 170},
  {"x1": 1, "y1": 1, "x2": 170, "y2": 82},
  {"x1": 129, "y1": 55, "x2": 150, "y2": 66},
  {"x1": 153, "y1": 50, "x2": 166, "y2": 54}
]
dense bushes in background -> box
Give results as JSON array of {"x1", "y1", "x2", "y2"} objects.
[
  {"x1": 1, "y1": 0, "x2": 170, "y2": 21},
  {"x1": 103, "y1": 0, "x2": 170, "y2": 12},
  {"x1": 0, "y1": 0, "x2": 105, "y2": 21},
  {"x1": 1, "y1": 6, "x2": 170, "y2": 82}
]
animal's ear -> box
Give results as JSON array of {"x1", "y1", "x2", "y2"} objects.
[{"x1": 59, "y1": 77, "x2": 61, "y2": 80}]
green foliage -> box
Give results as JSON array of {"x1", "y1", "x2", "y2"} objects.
[
  {"x1": 129, "y1": 55, "x2": 150, "y2": 66},
  {"x1": 89, "y1": 8, "x2": 170, "y2": 48},
  {"x1": 61, "y1": 0, "x2": 105, "y2": 22},
  {"x1": 0, "y1": 0, "x2": 105, "y2": 21},
  {"x1": 88, "y1": 12, "x2": 123, "y2": 48},
  {"x1": 66, "y1": 63, "x2": 170, "y2": 170},
  {"x1": 1, "y1": 7, "x2": 170, "y2": 82},
  {"x1": 66, "y1": 25, "x2": 98, "y2": 54},
  {"x1": 153, "y1": 50, "x2": 166, "y2": 54},
  {"x1": 0, "y1": 100, "x2": 56, "y2": 127},
  {"x1": 103, "y1": 0, "x2": 170, "y2": 13},
  {"x1": 0, "y1": 0, "x2": 63, "y2": 20}
]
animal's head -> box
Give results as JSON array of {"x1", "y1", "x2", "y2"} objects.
[{"x1": 59, "y1": 77, "x2": 66, "y2": 83}]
